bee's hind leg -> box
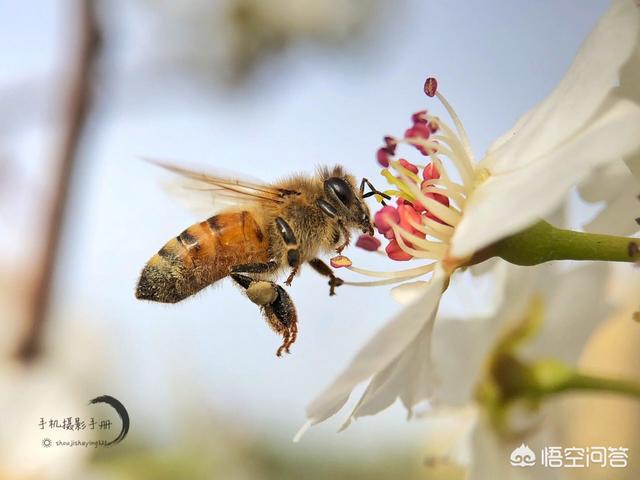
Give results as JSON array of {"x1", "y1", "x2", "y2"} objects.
[
  {"x1": 308, "y1": 258, "x2": 344, "y2": 296},
  {"x1": 231, "y1": 274, "x2": 298, "y2": 356}
]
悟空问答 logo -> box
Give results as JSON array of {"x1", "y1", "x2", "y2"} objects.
[{"x1": 510, "y1": 443, "x2": 536, "y2": 467}]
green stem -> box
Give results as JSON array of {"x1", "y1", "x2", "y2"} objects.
[
  {"x1": 486, "y1": 220, "x2": 639, "y2": 266},
  {"x1": 551, "y1": 372, "x2": 640, "y2": 399}
]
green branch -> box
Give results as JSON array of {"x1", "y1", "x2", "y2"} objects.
[
  {"x1": 478, "y1": 220, "x2": 639, "y2": 266},
  {"x1": 559, "y1": 373, "x2": 640, "y2": 399}
]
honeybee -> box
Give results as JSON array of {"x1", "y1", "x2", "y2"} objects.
[{"x1": 136, "y1": 160, "x2": 384, "y2": 356}]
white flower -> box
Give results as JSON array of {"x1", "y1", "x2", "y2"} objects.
[
  {"x1": 452, "y1": 0, "x2": 640, "y2": 258},
  {"x1": 298, "y1": 0, "x2": 640, "y2": 437},
  {"x1": 425, "y1": 262, "x2": 611, "y2": 479},
  {"x1": 578, "y1": 8, "x2": 640, "y2": 235}
]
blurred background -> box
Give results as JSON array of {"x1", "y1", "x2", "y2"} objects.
[{"x1": 1, "y1": 0, "x2": 638, "y2": 479}]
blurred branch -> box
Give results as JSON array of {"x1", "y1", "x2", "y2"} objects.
[{"x1": 15, "y1": 0, "x2": 102, "y2": 362}]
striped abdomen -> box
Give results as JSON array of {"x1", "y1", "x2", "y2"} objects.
[{"x1": 136, "y1": 211, "x2": 269, "y2": 303}]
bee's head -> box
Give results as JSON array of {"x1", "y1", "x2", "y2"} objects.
[{"x1": 320, "y1": 166, "x2": 373, "y2": 235}]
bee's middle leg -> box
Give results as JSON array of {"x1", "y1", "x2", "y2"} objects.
[
  {"x1": 231, "y1": 273, "x2": 298, "y2": 356},
  {"x1": 274, "y1": 216, "x2": 300, "y2": 286},
  {"x1": 308, "y1": 258, "x2": 344, "y2": 296}
]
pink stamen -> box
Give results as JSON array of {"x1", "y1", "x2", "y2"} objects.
[
  {"x1": 422, "y1": 162, "x2": 440, "y2": 181},
  {"x1": 386, "y1": 239, "x2": 413, "y2": 261},
  {"x1": 424, "y1": 77, "x2": 438, "y2": 97},
  {"x1": 397, "y1": 202, "x2": 425, "y2": 240},
  {"x1": 421, "y1": 189, "x2": 451, "y2": 225},
  {"x1": 383, "y1": 136, "x2": 397, "y2": 154},
  {"x1": 399, "y1": 158, "x2": 419, "y2": 175},
  {"x1": 367, "y1": 76, "x2": 472, "y2": 266},
  {"x1": 376, "y1": 148, "x2": 391, "y2": 167},
  {"x1": 374, "y1": 206, "x2": 400, "y2": 237},
  {"x1": 411, "y1": 110, "x2": 428, "y2": 124},
  {"x1": 404, "y1": 122, "x2": 431, "y2": 140},
  {"x1": 355, "y1": 235, "x2": 382, "y2": 252}
]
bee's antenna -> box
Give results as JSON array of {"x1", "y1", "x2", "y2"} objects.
[{"x1": 360, "y1": 178, "x2": 390, "y2": 206}]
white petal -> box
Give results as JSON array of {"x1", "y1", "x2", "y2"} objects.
[
  {"x1": 626, "y1": 154, "x2": 640, "y2": 182},
  {"x1": 451, "y1": 99, "x2": 640, "y2": 258},
  {"x1": 584, "y1": 178, "x2": 640, "y2": 235},
  {"x1": 302, "y1": 267, "x2": 448, "y2": 427},
  {"x1": 389, "y1": 281, "x2": 430, "y2": 305},
  {"x1": 484, "y1": 0, "x2": 640, "y2": 173},
  {"x1": 432, "y1": 263, "x2": 610, "y2": 408},
  {"x1": 340, "y1": 317, "x2": 435, "y2": 429},
  {"x1": 522, "y1": 263, "x2": 611, "y2": 364},
  {"x1": 422, "y1": 407, "x2": 478, "y2": 467},
  {"x1": 620, "y1": 25, "x2": 640, "y2": 180},
  {"x1": 432, "y1": 263, "x2": 539, "y2": 406},
  {"x1": 579, "y1": 161, "x2": 640, "y2": 235},
  {"x1": 578, "y1": 160, "x2": 632, "y2": 202},
  {"x1": 618, "y1": 19, "x2": 640, "y2": 104},
  {"x1": 469, "y1": 257, "x2": 502, "y2": 277}
]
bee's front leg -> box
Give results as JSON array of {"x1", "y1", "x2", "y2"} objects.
[
  {"x1": 335, "y1": 221, "x2": 351, "y2": 254},
  {"x1": 274, "y1": 216, "x2": 301, "y2": 286},
  {"x1": 231, "y1": 273, "x2": 298, "y2": 356},
  {"x1": 316, "y1": 199, "x2": 350, "y2": 254},
  {"x1": 308, "y1": 258, "x2": 344, "y2": 296}
]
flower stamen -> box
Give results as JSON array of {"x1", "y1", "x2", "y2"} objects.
[
  {"x1": 346, "y1": 77, "x2": 480, "y2": 284},
  {"x1": 346, "y1": 263, "x2": 435, "y2": 279}
]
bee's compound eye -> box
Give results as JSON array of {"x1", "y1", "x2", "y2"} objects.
[{"x1": 325, "y1": 177, "x2": 353, "y2": 207}]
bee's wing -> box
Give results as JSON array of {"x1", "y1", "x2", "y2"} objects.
[{"x1": 146, "y1": 158, "x2": 295, "y2": 217}]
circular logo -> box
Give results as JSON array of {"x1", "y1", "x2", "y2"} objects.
[{"x1": 42, "y1": 438, "x2": 52, "y2": 448}]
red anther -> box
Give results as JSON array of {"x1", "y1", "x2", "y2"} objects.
[
  {"x1": 374, "y1": 206, "x2": 400, "y2": 236},
  {"x1": 386, "y1": 239, "x2": 413, "y2": 261},
  {"x1": 404, "y1": 122, "x2": 431, "y2": 140},
  {"x1": 424, "y1": 77, "x2": 438, "y2": 97},
  {"x1": 399, "y1": 158, "x2": 419, "y2": 174},
  {"x1": 422, "y1": 189, "x2": 450, "y2": 207},
  {"x1": 355, "y1": 234, "x2": 382, "y2": 251},
  {"x1": 411, "y1": 200, "x2": 426, "y2": 213},
  {"x1": 376, "y1": 147, "x2": 391, "y2": 167},
  {"x1": 383, "y1": 136, "x2": 397, "y2": 155},
  {"x1": 422, "y1": 162, "x2": 440, "y2": 181},
  {"x1": 398, "y1": 202, "x2": 425, "y2": 239},
  {"x1": 411, "y1": 110, "x2": 428, "y2": 124}
]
